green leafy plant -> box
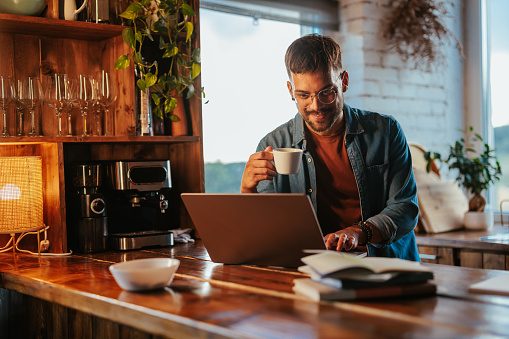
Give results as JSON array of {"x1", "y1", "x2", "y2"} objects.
[
  {"x1": 424, "y1": 126, "x2": 502, "y2": 212},
  {"x1": 114, "y1": 0, "x2": 202, "y2": 119}
]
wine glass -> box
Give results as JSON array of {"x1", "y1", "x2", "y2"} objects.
[
  {"x1": 0, "y1": 76, "x2": 15, "y2": 137},
  {"x1": 45, "y1": 74, "x2": 70, "y2": 136},
  {"x1": 89, "y1": 78, "x2": 103, "y2": 136},
  {"x1": 64, "y1": 76, "x2": 79, "y2": 136},
  {"x1": 75, "y1": 74, "x2": 96, "y2": 136},
  {"x1": 96, "y1": 70, "x2": 117, "y2": 136},
  {"x1": 17, "y1": 76, "x2": 43, "y2": 136}
]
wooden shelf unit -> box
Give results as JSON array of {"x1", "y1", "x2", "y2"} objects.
[{"x1": 0, "y1": 1, "x2": 204, "y2": 253}]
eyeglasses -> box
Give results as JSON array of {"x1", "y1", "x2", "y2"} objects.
[{"x1": 293, "y1": 88, "x2": 338, "y2": 107}]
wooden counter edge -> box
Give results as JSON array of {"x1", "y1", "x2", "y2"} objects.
[{"x1": 0, "y1": 272, "x2": 250, "y2": 339}]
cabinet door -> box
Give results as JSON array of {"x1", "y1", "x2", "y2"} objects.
[{"x1": 418, "y1": 246, "x2": 455, "y2": 265}]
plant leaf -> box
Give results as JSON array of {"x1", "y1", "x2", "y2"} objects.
[
  {"x1": 192, "y1": 48, "x2": 201, "y2": 63},
  {"x1": 165, "y1": 97, "x2": 178, "y2": 114},
  {"x1": 122, "y1": 28, "x2": 135, "y2": 48},
  {"x1": 180, "y1": 3, "x2": 195, "y2": 16},
  {"x1": 185, "y1": 22, "x2": 193, "y2": 42},
  {"x1": 137, "y1": 78, "x2": 146, "y2": 92},
  {"x1": 114, "y1": 55, "x2": 130, "y2": 70},
  {"x1": 125, "y1": 1, "x2": 143, "y2": 13},
  {"x1": 153, "y1": 18, "x2": 168, "y2": 35},
  {"x1": 159, "y1": 36, "x2": 166, "y2": 49},
  {"x1": 191, "y1": 63, "x2": 201, "y2": 79},
  {"x1": 151, "y1": 93, "x2": 160, "y2": 106},
  {"x1": 145, "y1": 73, "x2": 157, "y2": 88},
  {"x1": 163, "y1": 44, "x2": 178, "y2": 58},
  {"x1": 186, "y1": 84, "x2": 194, "y2": 99},
  {"x1": 145, "y1": 28, "x2": 154, "y2": 41},
  {"x1": 135, "y1": 31, "x2": 143, "y2": 43}
]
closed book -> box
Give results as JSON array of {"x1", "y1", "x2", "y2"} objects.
[
  {"x1": 298, "y1": 265, "x2": 434, "y2": 288},
  {"x1": 469, "y1": 275, "x2": 509, "y2": 296},
  {"x1": 301, "y1": 251, "x2": 432, "y2": 280},
  {"x1": 293, "y1": 278, "x2": 437, "y2": 301}
]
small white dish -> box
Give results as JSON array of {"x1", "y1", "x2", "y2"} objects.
[{"x1": 109, "y1": 258, "x2": 180, "y2": 292}]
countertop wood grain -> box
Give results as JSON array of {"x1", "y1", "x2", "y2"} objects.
[{"x1": 1, "y1": 241, "x2": 509, "y2": 338}]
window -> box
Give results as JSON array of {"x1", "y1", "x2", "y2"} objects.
[
  {"x1": 200, "y1": 8, "x2": 315, "y2": 192},
  {"x1": 486, "y1": 0, "x2": 509, "y2": 215}
]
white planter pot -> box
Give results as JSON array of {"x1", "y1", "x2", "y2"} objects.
[{"x1": 464, "y1": 211, "x2": 493, "y2": 230}]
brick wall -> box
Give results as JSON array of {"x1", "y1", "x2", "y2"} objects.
[{"x1": 326, "y1": 0, "x2": 465, "y2": 158}]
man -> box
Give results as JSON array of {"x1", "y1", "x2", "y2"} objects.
[{"x1": 240, "y1": 34, "x2": 420, "y2": 261}]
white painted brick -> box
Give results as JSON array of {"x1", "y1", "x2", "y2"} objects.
[
  {"x1": 415, "y1": 86, "x2": 447, "y2": 102},
  {"x1": 345, "y1": 19, "x2": 365, "y2": 35},
  {"x1": 341, "y1": 2, "x2": 365, "y2": 19},
  {"x1": 330, "y1": 0, "x2": 464, "y2": 158},
  {"x1": 362, "y1": 2, "x2": 388, "y2": 20},
  {"x1": 363, "y1": 51, "x2": 382, "y2": 67},
  {"x1": 364, "y1": 66, "x2": 399, "y2": 82},
  {"x1": 381, "y1": 53, "x2": 405, "y2": 69}
]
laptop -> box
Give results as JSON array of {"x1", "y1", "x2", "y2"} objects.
[{"x1": 181, "y1": 193, "x2": 327, "y2": 268}]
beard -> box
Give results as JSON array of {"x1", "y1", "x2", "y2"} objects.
[{"x1": 300, "y1": 105, "x2": 342, "y2": 134}]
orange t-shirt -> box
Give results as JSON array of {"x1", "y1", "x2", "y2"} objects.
[{"x1": 306, "y1": 128, "x2": 361, "y2": 235}]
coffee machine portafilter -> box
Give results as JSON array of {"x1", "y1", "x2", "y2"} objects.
[{"x1": 104, "y1": 160, "x2": 176, "y2": 250}]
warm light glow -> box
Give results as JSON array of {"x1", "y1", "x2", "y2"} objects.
[
  {"x1": 0, "y1": 184, "x2": 21, "y2": 200},
  {"x1": 0, "y1": 156, "x2": 44, "y2": 233}
]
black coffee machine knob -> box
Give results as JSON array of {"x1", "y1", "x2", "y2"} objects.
[{"x1": 91, "y1": 198, "x2": 106, "y2": 215}]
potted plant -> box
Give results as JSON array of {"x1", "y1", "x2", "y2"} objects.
[
  {"x1": 114, "y1": 0, "x2": 202, "y2": 132},
  {"x1": 424, "y1": 126, "x2": 502, "y2": 230}
]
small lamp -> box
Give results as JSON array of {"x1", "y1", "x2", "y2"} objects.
[{"x1": 0, "y1": 156, "x2": 45, "y2": 254}]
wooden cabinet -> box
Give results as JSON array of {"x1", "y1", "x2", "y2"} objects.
[
  {"x1": 416, "y1": 227, "x2": 509, "y2": 270},
  {"x1": 0, "y1": 1, "x2": 204, "y2": 253}
]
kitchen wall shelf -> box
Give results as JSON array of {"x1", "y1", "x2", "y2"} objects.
[{"x1": 0, "y1": 0, "x2": 204, "y2": 253}]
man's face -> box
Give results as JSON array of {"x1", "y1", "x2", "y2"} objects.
[{"x1": 287, "y1": 69, "x2": 347, "y2": 136}]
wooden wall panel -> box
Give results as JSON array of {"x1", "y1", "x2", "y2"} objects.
[
  {"x1": 460, "y1": 250, "x2": 483, "y2": 268},
  {"x1": 418, "y1": 246, "x2": 438, "y2": 264},
  {"x1": 12, "y1": 34, "x2": 42, "y2": 136},
  {"x1": 0, "y1": 33, "x2": 15, "y2": 136},
  {"x1": 41, "y1": 142, "x2": 66, "y2": 253},
  {"x1": 112, "y1": 35, "x2": 135, "y2": 136},
  {"x1": 437, "y1": 247, "x2": 455, "y2": 266},
  {"x1": 1, "y1": 288, "x2": 158, "y2": 338},
  {"x1": 0, "y1": 33, "x2": 14, "y2": 75},
  {"x1": 483, "y1": 253, "x2": 506, "y2": 270}
]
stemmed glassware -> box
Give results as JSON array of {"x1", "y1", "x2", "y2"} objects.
[
  {"x1": 90, "y1": 78, "x2": 103, "y2": 136},
  {"x1": 65, "y1": 76, "x2": 79, "y2": 136},
  {"x1": 16, "y1": 76, "x2": 43, "y2": 136},
  {"x1": 0, "y1": 76, "x2": 15, "y2": 137},
  {"x1": 96, "y1": 70, "x2": 117, "y2": 136},
  {"x1": 75, "y1": 74, "x2": 96, "y2": 136},
  {"x1": 45, "y1": 74, "x2": 71, "y2": 136}
]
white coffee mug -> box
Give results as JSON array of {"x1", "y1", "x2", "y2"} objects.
[{"x1": 272, "y1": 148, "x2": 303, "y2": 175}]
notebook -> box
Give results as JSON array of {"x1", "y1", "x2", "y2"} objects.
[{"x1": 181, "y1": 193, "x2": 327, "y2": 268}]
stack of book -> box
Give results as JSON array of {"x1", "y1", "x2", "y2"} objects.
[{"x1": 293, "y1": 251, "x2": 436, "y2": 301}]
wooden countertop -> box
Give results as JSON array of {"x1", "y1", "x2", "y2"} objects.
[
  {"x1": 1, "y1": 241, "x2": 509, "y2": 338},
  {"x1": 415, "y1": 225, "x2": 509, "y2": 251}
]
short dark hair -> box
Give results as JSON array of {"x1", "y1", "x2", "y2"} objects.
[{"x1": 285, "y1": 34, "x2": 342, "y2": 79}]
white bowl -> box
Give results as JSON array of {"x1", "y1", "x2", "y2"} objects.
[
  {"x1": 464, "y1": 211, "x2": 494, "y2": 231},
  {"x1": 0, "y1": 0, "x2": 47, "y2": 16},
  {"x1": 109, "y1": 258, "x2": 180, "y2": 292}
]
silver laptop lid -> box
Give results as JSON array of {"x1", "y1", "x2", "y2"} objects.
[{"x1": 181, "y1": 193, "x2": 326, "y2": 268}]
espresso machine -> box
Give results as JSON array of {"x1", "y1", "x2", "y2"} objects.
[
  {"x1": 104, "y1": 160, "x2": 176, "y2": 250},
  {"x1": 68, "y1": 163, "x2": 108, "y2": 253}
]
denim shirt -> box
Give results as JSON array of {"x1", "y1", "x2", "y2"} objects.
[{"x1": 256, "y1": 104, "x2": 420, "y2": 261}]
